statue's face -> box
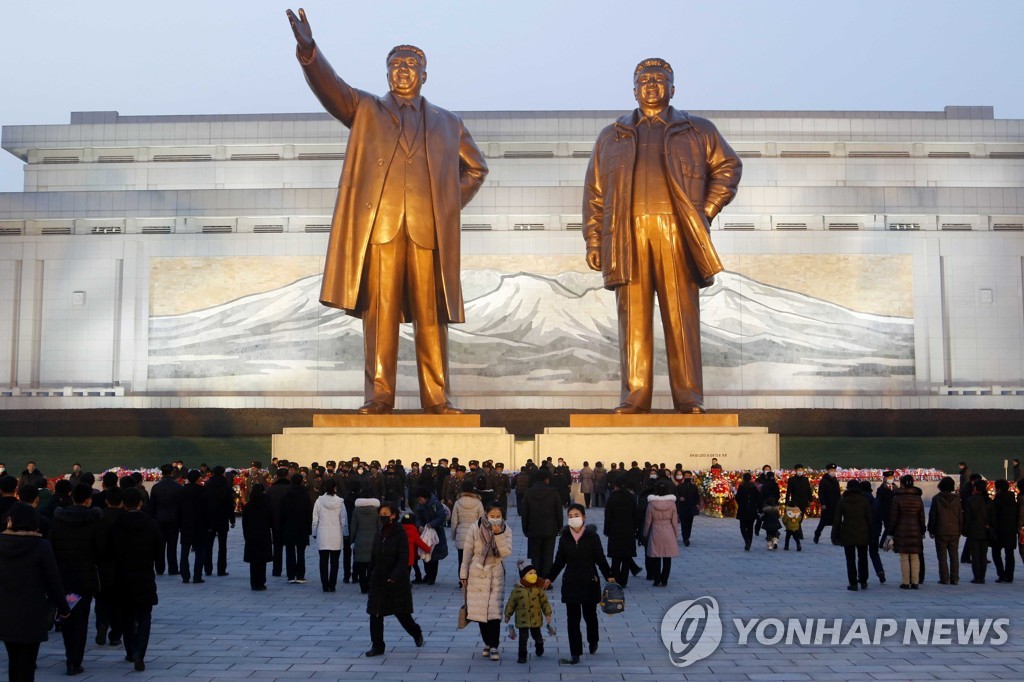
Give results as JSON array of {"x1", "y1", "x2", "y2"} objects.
[
  {"x1": 388, "y1": 50, "x2": 427, "y2": 98},
  {"x1": 633, "y1": 67, "x2": 674, "y2": 110}
]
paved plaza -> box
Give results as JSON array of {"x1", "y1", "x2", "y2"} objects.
[{"x1": 21, "y1": 505, "x2": 1024, "y2": 681}]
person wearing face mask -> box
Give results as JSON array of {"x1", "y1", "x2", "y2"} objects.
[
  {"x1": 365, "y1": 502, "x2": 424, "y2": 657},
  {"x1": 452, "y1": 480, "x2": 485, "y2": 568},
  {"x1": 543, "y1": 504, "x2": 614, "y2": 665},
  {"x1": 460, "y1": 504, "x2": 513, "y2": 661},
  {"x1": 674, "y1": 471, "x2": 699, "y2": 546},
  {"x1": 784, "y1": 466, "x2": 812, "y2": 516}
]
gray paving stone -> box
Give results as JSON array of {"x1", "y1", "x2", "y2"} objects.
[{"x1": 18, "y1": 505, "x2": 1024, "y2": 681}]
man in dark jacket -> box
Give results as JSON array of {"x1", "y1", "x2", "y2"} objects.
[
  {"x1": 784, "y1": 465, "x2": 812, "y2": 513},
  {"x1": 94, "y1": 487, "x2": 125, "y2": 648},
  {"x1": 876, "y1": 471, "x2": 896, "y2": 546},
  {"x1": 963, "y1": 479, "x2": 993, "y2": 584},
  {"x1": 991, "y1": 479, "x2": 1017, "y2": 583},
  {"x1": 413, "y1": 487, "x2": 448, "y2": 584},
  {"x1": 831, "y1": 481, "x2": 873, "y2": 590},
  {"x1": 50, "y1": 483, "x2": 105, "y2": 676},
  {"x1": 267, "y1": 467, "x2": 292, "y2": 577},
  {"x1": 203, "y1": 466, "x2": 235, "y2": 577},
  {"x1": 19, "y1": 461, "x2": 47, "y2": 489},
  {"x1": 521, "y1": 470, "x2": 564, "y2": 578},
  {"x1": 858, "y1": 480, "x2": 886, "y2": 584},
  {"x1": 178, "y1": 470, "x2": 210, "y2": 584},
  {"x1": 814, "y1": 464, "x2": 841, "y2": 544},
  {"x1": 674, "y1": 471, "x2": 700, "y2": 546},
  {"x1": 148, "y1": 464, "x2": 182, "y2": 575},
  {"x1": 928, "y1": 476, "x2": 962, "y2": 585},
  {"x1": 366, "y1": 502, "x2": 423, "y2": 656},
  {"x1": 108, "y1": 487, "x2": 161, "y2": 672},
  {"x1": 603, "y1": 481, "x2": 642, "y2": 585},
  {"x1": 280, "y1": 473, "x2": 313, "y2": 583}
]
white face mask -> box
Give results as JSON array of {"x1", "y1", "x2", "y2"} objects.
[
  {"x1": 487, "y1": 517, "x2": 503, "y2": 526},
  {"x1": 567, "y1": 517, "x2": 584, "y2": 529}
]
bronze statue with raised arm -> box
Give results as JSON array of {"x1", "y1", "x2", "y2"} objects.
[
  {"x1": 287, "y1": 8, "x2": 488, "y2": 414},
  {"x1": 583, "y1": 58, "x2": 742, "y2": 414}
]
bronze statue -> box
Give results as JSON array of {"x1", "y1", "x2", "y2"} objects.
[
  {"x1": 287, "y1": 8, "x2": 488, "y2": 414},
  {"x1": 583, "y1": 58, "x2": 742, "y2": 414}
]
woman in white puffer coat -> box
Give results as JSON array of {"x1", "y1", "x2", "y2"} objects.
[
  {"x1": 311, "y1": 478, "x2": 348, "y2": 592},
  {"x1": 451, "y1": 480, "x2": 485, "y2": 566},
  {"x1": 459, "y1": 504, "x2": 513, "y2": 661}
]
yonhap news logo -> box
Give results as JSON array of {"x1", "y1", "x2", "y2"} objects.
[
  {"x1": 660, "y1": 597, "x2": 723, "y2": 668},
  {"x1": 661, "y1": 596, "x2": 1009, "y2": 668}
]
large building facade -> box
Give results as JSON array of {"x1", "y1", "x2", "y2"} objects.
[{"x1": 1, "y1": 106, "x2": 1022, "y2": 411}]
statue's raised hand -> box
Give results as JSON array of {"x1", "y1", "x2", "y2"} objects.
[{"x1": 286, "y1": 8, "x2": 315, "y2": 54}]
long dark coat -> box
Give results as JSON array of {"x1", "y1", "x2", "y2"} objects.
[
  {"x1": 603, "y1": 488, "x2": 639, "y2": 558},
  {"x1": 963, "y1": 492, "x2": 992, "y2": 541},
  {"x1": 178, "y1": 482, "x2": 210, "y2": 542},
  {"x1": 50, "y1": 505, "x2": 105, "y2": 594},
  {"x1": 242, "y1": 494, "x2": 273, "y2": 564},
  {"x1": 991, "y1": 490, "x2": 1018, "y2": 547},
  {"x1": 785, "y1": 475, "x2": 812, "y2": 510},
  {"x1": 831, "y1": 488, "x2": 873, "y2": 547},
  {"x1": 817, "y1": 475, "x2": 842, "y2": 523},
  {"x1": 547, "y1": 525, "x2": 612, "y2": 605},
  {"x1": 280, "y1": 485, "x2": 313, "y2": 547},
  {"x1": 888, "y1": 487, "x2": 925, "y2": 554},
  {"x1": 108, "y1": 510, "x2": 161, "y2": 608},
  {"x1": 299, "y1": 47, "x2": 488, "y2": 321},
  {"x1": 366, "y1": 522, "x2": 414, "y2": 617},
  {"x1": 0, "y1": 532, "x2": 69, "y2": 643},
  {"x1": 735, "y1": 482, "x2": 762, "y2": 522}
]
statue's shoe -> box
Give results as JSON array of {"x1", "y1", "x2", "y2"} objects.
[
  {"x1": 357, "y1": 400, "x2": 394, "y2": 415},
  {"x1": 424, "y1": 402, "x2": 464, "y2": 415},
  {"x1": 612, "y1": 402, "x2": 649, "y2": 414}
]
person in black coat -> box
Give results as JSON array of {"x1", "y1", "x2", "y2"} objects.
[
  {"x1": 177, "y1": 470, "x2": 210, "y2": 584},
  {"x1": 962, "y1": 479, "x2": 993, "y2": 583},
  {"x1": 242, "y1": 484, "x2": 273, "y2": 591},
  {"x1": 94, "y1": 487, "x2": 125, "y2": 648},
  {"x1": 858, "y1": 480, "x2": 886, "y2": 584},
  {"x1": 544, "y1": 504, "x2": 614, "y2": 665},
  {"x1": 0, "y1": 504, "x2": 72, "y2": 681},
  {"x1": 736, "y1": 474, "x2": 762, "y2": 551},
  {"x1": 991, "y1": 479, "x2": 1017, "y2": 583},
  {"x1": 50, "y1": 484, "x2": 105, "y2": 676},
  {"x1": 267, "y1": 468, "x2": 291, "y2": 578},
  {"x1": 108, "y1": 488, "x2": 161, "y2": 672},
  {"x1": 603, "y1": 482, "x2": 641, "y2": 585},
  {"x1": 674, "y1": 471, "x2": 700, "y2": 546},
  {"x1": 831, "y1": 481, "x2": 873, "y2": 590},
  {"x1": 784, "y1": 465, "x2": 813, "y2": 513},
  {"x1": 19, "y1": 462, "x2": 47, "y2": 490},
  {"x1": 366, "y1": 501, "x2": 424, "y2": 657},
  {"x1": 280, "y1": 473, "x2": 313, "y2": 583},
  {"x1": 203, "y1": 466, "x2": 235, "y2": 577},
  {"x1": 813, "y1": 465, "x2": 841, "y2": 543},
  {"x1": 521, "y1": 470, "x2": 563, "y2": 578},
  {"x1": 754, "y1": 467, "x2": 780, "y2": 536},
  {"x1": 148, "y1": 464, "x2": 182, "y2": 576},
  {"x1": 876, "y1": 471, "x2": 896, "y2": 546}
]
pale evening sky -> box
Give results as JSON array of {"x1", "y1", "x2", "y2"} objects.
[{"x1": 1, "y1": 0, "x2": 1022, "y2": 191}]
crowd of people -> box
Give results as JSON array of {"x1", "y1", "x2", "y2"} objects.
[{"x1": 2, "y1": 455, "x2": 1023, "y2": 678}]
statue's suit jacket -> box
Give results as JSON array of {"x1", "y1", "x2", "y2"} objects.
[
  {"x1": 583, "y1": 107, "x2": 741, "y2": 289},
  {"x1": 299, "y1": 46, "x2": 488, "y2": 322}
]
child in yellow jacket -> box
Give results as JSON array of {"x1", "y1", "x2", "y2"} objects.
[{"x1": 504, "y1": 561, "x2": 553, "y2": 663}]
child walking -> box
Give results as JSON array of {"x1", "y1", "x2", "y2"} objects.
[
  {"x1": 504, "y1": 561, "x2": 553, "y2": 664},
  {"x1": 784, "y1": 505, "x2": 804, "y2": 551},
  {"x1": 761, "y1": 497, "x2": 782, "y2": 550}
]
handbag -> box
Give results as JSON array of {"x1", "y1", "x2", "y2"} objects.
[
  {"x1": 599, "y1": 581, "x2": 625, "y2": 615},
  {"x1": 457, "y1": 591, "x2": 469, "y2": 630}
]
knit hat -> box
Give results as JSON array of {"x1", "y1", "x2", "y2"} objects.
[{"x1": 517, "y1": 560, "x2": 536, "y2": 578}]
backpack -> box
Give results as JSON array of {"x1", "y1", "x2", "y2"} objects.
[{"x1": 600, "y1": 581, "x2": 625, "y2": 615}]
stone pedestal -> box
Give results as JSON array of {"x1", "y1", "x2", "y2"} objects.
[
  {"x1": 273, "y1": 425, "x2": 514, "y2": 469},
  {"x1": 535, "y1": 415, "x2": 779, "y2": 471}
]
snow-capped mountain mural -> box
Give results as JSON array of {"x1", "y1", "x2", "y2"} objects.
[{"x1": 147, "y1": 270, "x2": 914, "y2": 394}]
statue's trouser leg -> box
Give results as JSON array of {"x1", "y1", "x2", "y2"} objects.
[{"x1": 616, "y1": 215, "x2": 702, "y2": 411}]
